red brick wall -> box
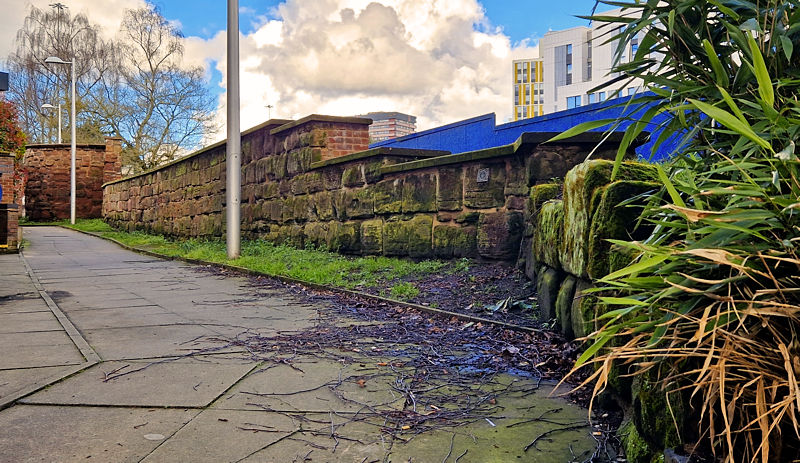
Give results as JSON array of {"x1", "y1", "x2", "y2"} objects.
[{"x1": 23, "y1": 139, "x2": 121, "y2": 221}]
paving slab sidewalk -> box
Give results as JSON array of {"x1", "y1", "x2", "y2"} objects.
[{"x1": 0, "y1": 227, "x2": 594, "y2": 462}]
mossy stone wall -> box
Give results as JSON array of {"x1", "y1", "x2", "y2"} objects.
[{"x1": 103, "y1": 116, "x2": 611, "y2": 260}]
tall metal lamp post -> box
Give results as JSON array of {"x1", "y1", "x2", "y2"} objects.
[
  {"x1": 41, "y1": 103, "x2": 62, "y2": 143},
  {"x1": 44, "y1": 56, "x2": 76, "y2": 224},
  {"x1": 226, "y1": 0, "x2": 241, "y2": 259}
]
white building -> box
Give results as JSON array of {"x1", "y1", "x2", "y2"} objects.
[{"x1": 513, "y1": 9, "x2": 643, "y2": 120}]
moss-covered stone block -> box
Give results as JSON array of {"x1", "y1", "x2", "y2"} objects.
[
  {"x1": 304, "y1": 221, "x2": 328, "y2": 248},
  {"x1": 536, "y1": 267, "x2": 562, "y2": 321},
  {"x1": 407, "y1": 214, "x2": 433, "y2": 258},
  {"x1": 619, "y1": 420, "x2": 653, "y2": 463},
  {"x1": 433, "y1": 225, "x2": 477, "y2": 258},
  {"x1": 631, "y1": 369, "x2": 687, "y2": 454},
  {"x1": 321, "y1": 167, "x2": 342, "y2": 190},
  {"x1": 312, "y1": 191, "x2": 335, "y2": 221},
  {"x1": 477, "y1": 211, "x2": 524, "y2": 260},
  {"x1": 455, "y1": 211, "x2": 480, "y2": 224},
  {"x1": 402, "y1": 173, "x2": 437, "y2": 213},
  {"x1": 555, "y1": 275, "x2": 577, "y2": 337},
  {"x1": 363, "y1": 162, "x2": 382, "y2": 184},
  {"x1": 528, "y1": 183, "x2": 561, "y2": 220},
  {"x1": 437, "y1": 167, "x2": 462, "y2": 211},
  {"x1": 587, "y1": 180, "x2": 658, "y2": 279},
  {"x1": 328, "y1": 221, "x2": 361, "y2": 254},
  {"x1": 269, "y1": 154, "x2": 288, "y2": 180},
  {"x1": 292, "y1": 194, "x2": 312, "y2": 221},
  {"x1": 342, "y1": 189, "x2": 374, "y2": 219},
  {"x1": 290, "y1": 173, "x2": 324, "y2": 195},
  {"x1": 570, "y1": 279, "x2": 595, "y2": 339},
  {"x1": 360, "y1": 219, "x2": 383, "y2": 255},
  {"x1": 286, "y1": 148, "x2": 313, "y2": 175},
  {"x1": 383, "y1": 219, "x2": 408, "y2": 256},
  {"x1": 464, "y1": 163, "x2": 506, "y2": 209},
  {"x1": 373, "y1": 178, "x2": 403, "y2": 214},
  {"x1": 342, "y1": 165, "x2": 364, "y2": 187},
  {"x1": 504, "y1": 156, "x2": 528, "y2": 196},
  {"x1": 561, "y1": 160, "x2": 657, "y2": 278},
  {"x1": 533, "y1": 199, "x2": 564, "y2": 270}
]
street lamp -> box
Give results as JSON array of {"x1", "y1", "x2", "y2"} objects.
[
  {"x1": 44, "y1": 56, "x2": 76, "y2": 225},
  {"x1": 226, "y1": 0, "x2": 241, "y2": 259},
  {"x1": 41, "y1": 103, "x2": 62, "y2": 143}
]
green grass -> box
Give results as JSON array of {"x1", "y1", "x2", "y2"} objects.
[{"x1": 39, "y1": 218, "x2": 454, "y2": 294}]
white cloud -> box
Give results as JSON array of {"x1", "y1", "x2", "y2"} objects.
[
  {"x1": 4, "y1": 0, "x2": 539, "y2": 140},
  {"x1": 194, "y1": 0, "x2": 538, "y2": 137}
]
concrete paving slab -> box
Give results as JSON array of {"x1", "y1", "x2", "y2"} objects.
[
  {"x1": 80, "y1": 324, "x2": 222, "y2": 360},
  {"x1": 0, "y1": 298, "x2": 51, "y2": 314},
  {"x1": 0, "y1": 365, "x2": 76, "y2": 401},
  {"x1": 21, "y1": 357, "x2": 257, "y2": 407},
  {"x1": 0, "y1": 311, "x2": 64, "y2": 333},
  {"x1": 0, "y1": 330, "x2": 77, "y2": 349},
  {"x1": 67, "y1": 307, "x2": 189, "y2": 330},
  {"x1": 140, "y1": 409, "x2": 299, "y2": 463},
  {"x1": 0, "y1": 344, "x2": 85, "y2": 370},
  {"x1": 0, "y1": 404, "x2": 199, "y2": 463},
  {"x1": 214, "y1": 359, "x2": 407, "y2": 413}
]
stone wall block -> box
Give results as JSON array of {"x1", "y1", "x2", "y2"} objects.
[
  {"x1": 436, "y1": 167, "x2": 462, "y2": 211},
  {"x1": 373, "y1": 178, "x2": 403, "y2": 214},
  {"x1": 554, "y1": 275, "x2": 577, "y2": 337},
  {"x1": 504, "y1": 156, "x2": 529, "y2": 196},
  {"x1": 342, "y1": 165, "x2": 365, "y2": 187},
  {"x1": 464, "y1": 163, "x2": 506, "y2": 209},
  {"x1": 570, "y1": 279, "x2": 595, "y2": 339},
  {"x1": 433, "y1": 225, "x2": 477, "y2": 258},
  {"x1": 587, "y1": 180, "x2": 658, "y2": 279},
  {"x1": 536, "y1": 266, "x2": 562, "y2": 322},
  {"x1": 533, "y1": 199, "x2": 564, "y2": 270},
  {"x1": 402, "y1": 173, "x2": 437, "y2": 213},
  {"x1": 561, "y1": 160, "x2": 656, "y2": 278},
  {"x1": 342, "y1": 189, "x2": 374, "y2": 219},
  {"x1": 407, "y1": 214, "x2": 433, "y2": 258},
  {"x1": 360, "y1": 219, "x2": 383, "y2": 255},
  {"x1": 382, "y1": 218, "x2": 408, "y2": 256},
  {"x1": 477, "y1": 211, "x2": 523, "y2": 260},
  {"x1": 312, "y1": 191, "x2": 335, "y2": 221}
]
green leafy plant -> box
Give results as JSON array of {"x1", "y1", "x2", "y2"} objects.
[
  {"x1": 562, "y1": 1, "x2": 800, "y2": 461},
  {"x1": 389, "y1": 282, "x2": 420, "y2": 301}
]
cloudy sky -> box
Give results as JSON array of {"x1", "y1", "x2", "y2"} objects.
[{"x1": 2, "y1": 0, "x2": 599, "y2": 137}]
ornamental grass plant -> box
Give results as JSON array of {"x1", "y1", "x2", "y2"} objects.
[{"x1": 563, "y1": 1, "x2": 800, "y2": 461}]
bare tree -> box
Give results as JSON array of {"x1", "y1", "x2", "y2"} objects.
[
  {"x1": 7, "y1": 4, "x2": 217, "y2": 171},
  {"x1": 95, "y1": 6, "x2": 217, "y2": 171},
  {"x1": 7, "y1": 4, "x2": 113, "y2": 144}
]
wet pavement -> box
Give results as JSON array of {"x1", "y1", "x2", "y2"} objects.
[{"x1": 0, "y1": 226, "x2": 595, "y2": 462}]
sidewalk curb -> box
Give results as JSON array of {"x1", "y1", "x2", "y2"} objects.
[{"x1": 59, "y1": 226, "x2": 540, "y2": 334}]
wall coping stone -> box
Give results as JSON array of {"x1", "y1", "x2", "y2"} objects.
[
  {"x1": 102, "y1": 118, "x2": 293, "y2": 187},
  {"x1": 309, "y1": 147, "x2": 450, "y2": 169},
  {"x1": 270, "y1": 114, "x2": 372, "y2": 135},
  {"x1": 379, "y1": 131, "x2": 636, "y2": 175},
  {"x1": 25, "y1": 143, "x2": 106, "y2": 149}
]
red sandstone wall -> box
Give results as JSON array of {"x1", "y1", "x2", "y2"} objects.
[
  {"x1": 0, "y1": 154, "x2": 14, "y2": 205},
  {"x1": 23, "y1": 138, "x2": 122, "y2": 221}
]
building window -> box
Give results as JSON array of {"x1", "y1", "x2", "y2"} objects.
[
  {"x1": 588, "y1": 93, "x2": 596, "y2": 104},
  {"x1": 627, "y1": 87, "x2": 636, "y2": 96},
  {"x1": 631, "y1": 36, "x2": 639, "y2": 55},
  {"x1": 599, "y1": 91, "x2": 606, "y2": 101},
  {"x1": 525, "y1": 85, "x2": 531, "y2": 105},
  {"x1": 514, "y1": 85, "x2": 520, "y2": 104},
  {"x1": 566, "y1": 44, "x2": 572, "y2": 54},
  {"x1": 567, "y1": 96, "x2": 581, "y2": 109},
  {"x1": 566, "y1": 43, "x2": 573, "y2": 85}
]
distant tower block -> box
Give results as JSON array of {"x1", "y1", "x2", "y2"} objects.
[{"x1": 357, "y1": 112, "x2": 417, "y2": 142}]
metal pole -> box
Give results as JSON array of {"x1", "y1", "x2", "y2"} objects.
[
  {"x1": 70, "y1": 58, "x2": 76, "y2": 225},
  {"x1": 57, "y1": 102, "x2": 62, "y2": 144},
  {"x1": 226, "y1": 0, "x2": 241, "y2": 259}
]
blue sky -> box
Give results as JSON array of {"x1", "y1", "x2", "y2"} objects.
[{"x1": 155, "y1": 0, "x2": 602, "y2": 44}]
